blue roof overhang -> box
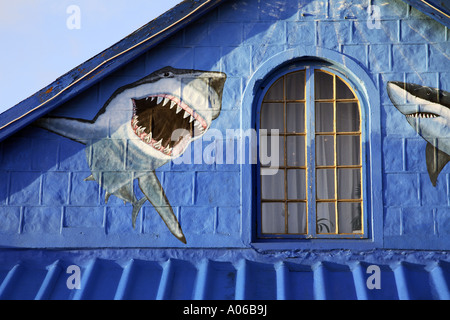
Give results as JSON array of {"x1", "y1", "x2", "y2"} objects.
[
  {"x1": 0, "y1": 0, "x2": 226, "y2": 143},
  {"x1": 401, "y1": 0, "x2": 450, "y2": 28}
]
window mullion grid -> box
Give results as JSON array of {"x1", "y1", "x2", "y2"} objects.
[
  {"x1": 258, "y1": 66, "x2": 365, "y2": 240},
  {"x1": 314, "y1": 72, "x2": 341, "y2": 236}
]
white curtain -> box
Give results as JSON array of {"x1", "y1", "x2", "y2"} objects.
[
  {"x1": 260, "y1": 100, "x2": 285, "y2": 234},
  {"x1": 336, "y1": 102, "x2": 361, "y2": 233}
]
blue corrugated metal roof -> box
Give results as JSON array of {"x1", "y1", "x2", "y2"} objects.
[{"x1": 0, "y1": 249, "x2": 448, "y2": 300}]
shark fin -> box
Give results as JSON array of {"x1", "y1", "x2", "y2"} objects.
[
  {"x1": 105, "y1": 192, "x2": 111, "y2": 204},
  {"x1": 426, "y1": 142, "x2": 450, "y2": 187},
  {"x1": 84, "y1": 174, "x2": 95, "y2": 182},
  {"x1": 138, "y1": 172, "x2": 187, "y2": 244},
  {"x1": 131, "y1": 197, "x2": 148, "y2": 228},
  {"x1": 34, "y1": 117, "x2": 98, "y2": 145}
]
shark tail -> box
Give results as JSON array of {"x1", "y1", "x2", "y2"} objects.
[
  {"x1": 138, "y1": 172, "x2": 187, "y2": 244},
  {"x1": 132, "y1": 197, "x2": 148, "y2": 228}
]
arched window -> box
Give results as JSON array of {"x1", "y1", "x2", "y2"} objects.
[{"x1": 257, "y1": 64, "x2": 365, "y2": 240}]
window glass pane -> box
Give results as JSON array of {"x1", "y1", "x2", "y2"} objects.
[
  {"x1": 261, "y1": 169, "x2": 285, "y2": 199},
  {"x1": 337, "y1": 135, "x2": 360, "y2": 166},
  {"x1": 260, "y1": 134, "x2": 284, "y2": 168},
  {"x1": 286, "y1": 103, "x2": 305, "y2": 133},
  {"x1": 286, "y1": 71, "x2": 305, "y2": 100},
  {"x1": 316, "y1": 169, "x2": 335, "y2": 200},
  {"x1": 317, "y1": 202, "x2": 336, "y2": 234},
  {"x1": 287, "y1": 136, "x2": 305, "y2": 167},
  {"x1": 338, "y1": 202, "x2": 362, "y2": 234},
  {"x1": 264, "y1": 78, "x2": 284, "y2": 101},
  {"x1": 315, "y1": 71, "x2": 333, "y2": 100},
  {"x1": 287, "y1": 169, "x2": 306, "y2": 200},
  {"x1": 336, "y1": 102, "x2": 359, "y2": 132},
  {"x1": 262, "y1": 203, "x2": 285, "y2": 234},
  {"x1": 336, "y1": 77, "x2": 355, "y2": 99},
  {"x1": 338, "y1": 169, "x2": 361, "y2": 199},
  {"x1": 316, "y1": 136, "x2": 334, "y2": 166},
  {"x1": 261, "y1": 103, "x2": 283, "y2": 131},
  {"x1": 288, "y1": 203, "x2": 307, "y2": 234},
  {"x1": 315, "y1": 102, "x2": 334, "y2": 132}
]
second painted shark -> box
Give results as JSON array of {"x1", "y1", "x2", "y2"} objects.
[
  {"x1": 387, "y1": 81, "x2": 450, "y2": 186},
  {"x1": 36, "y1": 66, "x2": 227, "y2": 243}
]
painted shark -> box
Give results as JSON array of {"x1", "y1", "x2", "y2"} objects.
[
  {"x1": 35, "y1": 66, "x2": 227, "y2": 243},
  {"x1": 387, "y1": 81, "x2": 450, "y2": 186}
]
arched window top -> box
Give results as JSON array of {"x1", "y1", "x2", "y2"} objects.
[{"x1": 257, "y1": 64, "x2": 365, "y2": 240}]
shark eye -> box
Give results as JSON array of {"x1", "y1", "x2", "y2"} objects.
[
  {"x1": 162, "y1": 71, "x2": 174, "y2": 78},
  {"x1": 427, "y1": 90, "x2": 431, "y2": 95}
]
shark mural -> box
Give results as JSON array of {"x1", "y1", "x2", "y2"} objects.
[
  {"x1": 387, "y1": 81, "x2": 450, "y2": 186},
  {"x1": 35, "y1": 66, "x2": 227, "y2": 244}
]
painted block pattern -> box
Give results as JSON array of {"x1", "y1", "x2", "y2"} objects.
[{"x1": 0, "y1": 0, "x2": 448, "y2": 249}]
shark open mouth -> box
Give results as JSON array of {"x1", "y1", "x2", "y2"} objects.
[
  {"x1": 131, "y1": 94, "x2": 207, "y2": 156},
  {"x1": 406, "y1": 112, "x2": 439, "y2": 119}
]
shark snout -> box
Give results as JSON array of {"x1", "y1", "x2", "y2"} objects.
[
  {"x1": 387, "y1": 81, "x2": 407, "y2": 112},
  {"x1": 205, "y1": 71, "x2": 227, "y2": 98},
  {"x1": 388, "y1": 81, "x2": 450, "y2": 146},
  {"x1": 387, "y1": 81, "x2": 404, "y2": 89},
  {"x1": 387, "y1": 81, "x2": 441, "y2": 117},
  {"x1": 199, "y1": 71, "x2": 227, "y2": 120}
]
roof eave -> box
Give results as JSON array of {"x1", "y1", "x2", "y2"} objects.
[
  {"x1": 0, "y1": 0, "x2": 226, "y2": 142},
  {"x1": 401, "y1": 0, "x2": 450, "y2": 28}
]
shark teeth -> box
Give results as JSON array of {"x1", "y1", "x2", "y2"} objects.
[
  {"x1": 154, "y1": 139, "x2": 163, "y2": 149},
  {"x1": 136, "y1": 126, "x2": 145, "y2": 135},
  {"x1": 406, "y1": 112, "x2": 439, "y2": 119},
  {"x1": 143, "y1": 132, "x2": 152, "y2": 143},
  {"x1": 164, "y1": 146, "x2": 173, "y2": 154},
  {"x1": 194, "y1": 120, "x2": 205, "y2": 133},
  {"x1": 132, "y1": 94, "x2": 208, "y2": 157},
  {"x1": 132, "y1": 115, "x2": 139, "y2": 129}
]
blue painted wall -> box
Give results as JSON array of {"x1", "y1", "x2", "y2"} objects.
[{"x1": 0, "y1": 0, "x2": 449, "y2": 251}]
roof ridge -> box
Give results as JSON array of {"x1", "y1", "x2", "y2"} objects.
[{"x1": 0, "y1": 0, "x2": 225, "y2": 142}]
